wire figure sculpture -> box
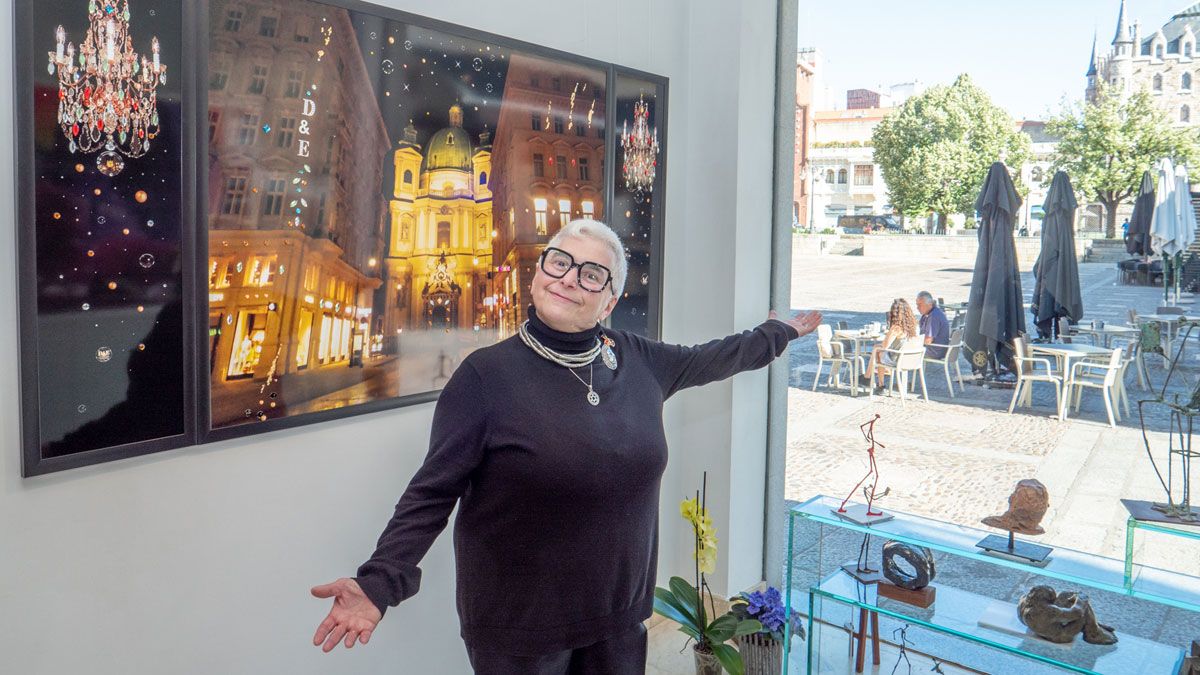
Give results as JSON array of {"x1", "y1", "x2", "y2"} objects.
[
  {"x1": 1135, "y1": 320, "x2": 1200, "y2": 522},
  {"x1": 890, "y1": 623, "x2": 913, "y2": 675},
  {"x1": 839, "y1": 414, "x2": 890, "y2": 517}
]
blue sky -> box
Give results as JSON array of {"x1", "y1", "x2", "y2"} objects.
[{"x1": 797, "y1": 0, "x2": 1194, "y2": 119}]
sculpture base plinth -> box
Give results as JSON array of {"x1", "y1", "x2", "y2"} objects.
[
  {"x1": 1122, "y1": 498, "x2": 1200, "y2": 526},
  {"x1": 840, "y1": 563, "x2": 884, "y2": 585},
  {"x1": 831, "y1": 504, "x2": 894, "y2": 526},
  {"x1": 976, "y1": 533, "x2": 1052, "y2": 565},
  {"x1": 878, "y1": 581, "x2": 936, "y2": 608}
]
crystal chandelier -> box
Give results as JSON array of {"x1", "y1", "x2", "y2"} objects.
[
  {"x1": 620, "y1": 94, "x2": 660, "y2": 196},
  {"x1": 47, "y1": 0, "x2": 166, "y2": 177}
]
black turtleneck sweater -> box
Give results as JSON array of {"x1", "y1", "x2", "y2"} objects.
[{"x1": 355, "y1": 308, "x2": 799, "y2": 656}]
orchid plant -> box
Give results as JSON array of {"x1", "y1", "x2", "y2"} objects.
[{"x1": 653, "y1": 473, "x2": 762, "y2": 675}]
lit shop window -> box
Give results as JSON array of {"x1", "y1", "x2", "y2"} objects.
[
  {"x1": 534, "y1": 198, "x2": 548, "y2": 235},
  {"x1": 318, "y1": 314, "x2": 333, "y2": 363},
  {"x1": 296, "y1": 309, "x2": 313, "y2": 369},
  {"x1": 582, "y1": 200, "x2": 594, "y2": 219},
  {"x1": 246, "y1": 256, "x2": 276, "y2": 287},
  {"x1": 228, "y1": 311, "x2": 267, "y2": 378},
  {"x1": 558, "y1": 199, "x2": 571, "y2": 230}
]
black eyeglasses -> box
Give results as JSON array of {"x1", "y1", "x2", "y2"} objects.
[{"x1": 539, "y1": 247, "x2": 613, "y2": 293}]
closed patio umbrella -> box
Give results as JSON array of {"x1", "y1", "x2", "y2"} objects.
[
  {"x1": 1126, "y1": 170, "x2": 1155, "y2": 256},
  {"x1": 964, "y1": 162, "x2": 1026, "y2": 377},
  {"x1": 1031, "y1": 171, "x2": 1083, "y2": 339}
]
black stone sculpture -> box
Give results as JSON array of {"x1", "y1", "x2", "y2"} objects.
[
  {"x1": 1016, "y1": 585, "x2": 1118, "y2": 645},
  {"x1": 881, "y1": 541, "x2": 936, "y2": 590}
]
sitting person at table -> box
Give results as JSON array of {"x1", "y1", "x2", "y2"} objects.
[
  {"x1": 916, "y1": 291, "x2": 950, "y2": 359},
  {"x1": 861, "y1": 298, "x2": 918, "y2": 393}
]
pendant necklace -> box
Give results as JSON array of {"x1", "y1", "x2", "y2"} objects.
[
  {"x1": 567, "y1": 363, "x2": 600, "y2": 406},
  {"x1": 518, "y1": 320, "x2": 614, "y2": 405}
]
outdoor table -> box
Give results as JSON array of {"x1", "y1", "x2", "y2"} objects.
[
  {"x1": 1138, "y1": 314, "x2": 1200, "y2": 345},
  {"x1": 833, "y1": 329, "x2": 884, "y2": 397},
  {"x1": 1073, "y1": 324, "x2": 1140, "y2": 348},
  {"x1": 1029, "y1": 343, "x2": 1114, "y2": 421}
]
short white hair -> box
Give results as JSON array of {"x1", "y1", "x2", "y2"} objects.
[{"x1": 546, "y1": 219, "x2": 628, "y2": 295}]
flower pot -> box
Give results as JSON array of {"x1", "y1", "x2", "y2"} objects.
[
  {"x1": 736, "y1": 633, "x2": 782, "y2": 675},
  {"x1": 693, "y1": 644, "x2": 723, "y2": 675}
]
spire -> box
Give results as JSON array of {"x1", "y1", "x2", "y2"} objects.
[
  {"x1": 1087, "y1": 30, "x2": 1098, "y2": 75},
  {"x1": 1113, "y1": 0, "x2": 1131, "y2": 45}
]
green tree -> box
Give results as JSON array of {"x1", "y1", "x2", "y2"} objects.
[
  {"x1": 873, "y1": 74, "x2": 1031, "y2": 232},
  {"x1": 1047, "y1": 85, "x2": 1199, "y2": 238}
]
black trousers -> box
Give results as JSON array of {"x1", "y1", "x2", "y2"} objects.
[{"x1": 466, "y1": 622, "x2": 648, "y2": 675}]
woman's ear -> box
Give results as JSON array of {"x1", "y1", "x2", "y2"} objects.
[{"x1": 597, "y1": 293, "x2": 619, "y2": 323}]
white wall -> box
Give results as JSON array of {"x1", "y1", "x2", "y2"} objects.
[{"x1": 0, "y1": 0, "x2": 783, "y2": 672}]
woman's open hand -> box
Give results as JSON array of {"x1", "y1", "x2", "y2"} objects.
[
  {"x1": 769, "y1": 309, "x2": 822, "y2": 339},
  {"x1": 311, "y1": 578, "x2": 383, "y2": 652}
]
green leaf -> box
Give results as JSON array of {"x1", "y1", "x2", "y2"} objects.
[
  {"x1": 706, "y1": 614, "x2": 738, "y2": 643},
  {"x1": 711, "y1": 643, "x2": 744, "y2": 675},
  {"x1": 653, "y1": 588, "x2": 699, "y2": 629},
  {"x1": 732, "y1": 619, "x2": 763, "y2": 637},
  {"x1": 668, "y1": 576, "x2": 700, "y2": 613}
]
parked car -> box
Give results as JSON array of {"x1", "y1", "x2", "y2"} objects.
[{"x1": 837, "y1": 214, "x2": 903, "y2": 234}]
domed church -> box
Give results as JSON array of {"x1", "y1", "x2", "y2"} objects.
[{"x1": 384, "y1": 104, "x2": 495, "y2": 337}]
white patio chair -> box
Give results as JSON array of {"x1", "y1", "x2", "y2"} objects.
[
  {"x1": 1008, "y1": 335, "x2": 1062, "y2": 415},
  {"x1": 812, "y1": 324, "x2": 855, "y2": 391},
  {"x1": 1110, "y1": 335, "x2": 1148, "y2": 392},
  {"x1": 876, "y1": 337, "x2": 928, "y2": 405},
  {"x1": 1066, "y1": 348, "x2": 1124, "y2": 427},
  {"x1": 923, "y1": 327, "x2": 964, "y2": 397}
]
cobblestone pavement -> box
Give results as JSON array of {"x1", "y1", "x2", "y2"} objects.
[{"x1": 780, "y1": 254, "x2": 1200, "y2": 666}]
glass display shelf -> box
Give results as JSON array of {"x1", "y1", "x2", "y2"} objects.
[
  {"x1": 1125, "y1": 514, "x2": 1200, "y2": 589},
  {"x1": 804, "y1": 569, "x2": 1185, "y2": 675},
  {"x1": 788, "y1": 495, "x2": 1200, "y2": 613}
]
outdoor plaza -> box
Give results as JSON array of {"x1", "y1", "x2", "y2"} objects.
[{"x1": 759, "y1": 250, "x2": 1200, "y2": 675}]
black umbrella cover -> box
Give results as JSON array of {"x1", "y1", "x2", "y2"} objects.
[
  {"x1": 1126, "y1": 170, "x2": 1155, "y2": 256},
  {"x1": 1032, "y1": 171, "x2": 1083, "y2": 331},
  {"x1": 965, "y1": 162, "x2": 1026, "y2": 373}
]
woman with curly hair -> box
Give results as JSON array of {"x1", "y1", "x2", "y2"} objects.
[{"x1": 862, "y1": 298, "x2": 918, "y2": 394}]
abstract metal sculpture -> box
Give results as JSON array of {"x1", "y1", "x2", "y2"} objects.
[
  {"x1": 833, "y1": 414, "x2": 892, "y2": 525},
  {"x1": 881, "y1": 541, "x2": 936, "y2": 590}
]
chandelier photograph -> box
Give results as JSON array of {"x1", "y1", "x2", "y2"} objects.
[
  {"x1": 620, "y1": 93, "x2": 660, "y2": 196},
  {"x1": 46, "y1": 0, "x2": 166, "y2": 176}
]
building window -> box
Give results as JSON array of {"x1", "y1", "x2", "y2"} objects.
[
  {"x1": 837, "y1": 169, "x2": 848, "y2": 184},
  {"x1": 303, "y1": 265, "x2": 320, "y2": 292},
  {"x1": 259, "y1": 15, "x2": 277, "y2": 38},
  {"x1": 578, "y1": 157, "x2": 590, "y2": 181},
  {"x1": 534, "y1": 197, "x2": 548, "y2": 235},
  {"x1": 403, "y1": 169, "x2": 413, "y2": 185},
  {"x1": 1188, "y1": 42, "x2": 1195, "y2": 58},
  {"x1": 224, "y1": 7, "x2": 243, "y2": 32},
  {"x1": 479, "y1": 171, "x2": 488, "y2": 186},
  {"x1": 209, "y1": 57, "x2": 229, "y2": 90},
  {"x1": 575, "y1": 122, "x2": 585, "y2": 137},
  {"x1": 1155, "y1": 74, "x2": 1163, "y2": 92},
  {"x1": 247, "y1": 65, "x2": 268, "y2": 95},
  {"x1": 551, "y1": 77, "x2": 562, "y2": 91},
  {"x1": 236, "y1": 113, "x2": 259, "y2": 146},
  {"x1": 246, "y1": 256, "x2": 277, "y2": 286},
  {"x1": 276, "y1": 117, "x2": 296, "y2": 148},
  {"x1": 555, "y1": 155, "x2": 568, "y2": 179},
  {"x1": 1183, "y1": 105, "x2": 1191, "y2": 123},
  {"x1": 531, "y1": 113, "x2": 540, "y2": 131},
  {"x1": 285, "y1": 70, "x2": 303, "y2": 98},
  {"x1": 531, "y1": 75, "x2": 540, "y2": 88},
  {"x1": 296, "y1": 309, "x2": 313, "y2": 369},
  {"x1": 220, "y1": 172, "x2": 249, "y2": 215},
  {"x1": 1157, "y1": 44, "x2": 1165, "y2": 60},
  {"x1": 228, "y1": 311, "x2": 267, "y2": 378},
  {"x1": 533, "y1": 153, "x2": 545, "y2": 178},
  {"x1": 208, "y1": 110, "x2": 220, "y2": 143},
  {"x1": 437, "y1": 222, "x2": 451, "y2": 249},
  {"x1": 262, "y1": 178, "x2": 286, "y2": 216},
  {"x1": 558, "y1": 199, "x2": 571, "y2": 230},
  {"x1": 1185, "y1": 73, "x2": 1193, "y2": 90},
  {"x1": 554, "y1": 116, "x2": 564, "y2": 134},
  {"x1": 853, "y1": 165, "x2": 873, "y2": 186},
  {"x1": 294, "y1": 17, "x2": 311, "y2": 43},
  {"x1": 581, "y1": 200, "x2": 594, "y2": 218}
]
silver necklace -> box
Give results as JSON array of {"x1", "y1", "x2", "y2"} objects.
[{"x1": 567, "y1": 363, "x2": 600, "y2": 406}]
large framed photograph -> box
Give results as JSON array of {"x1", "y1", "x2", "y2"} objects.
[
  {"x1": 17, "y1": 0, "x2": 194, "y2": 476},
  {"x1": 200, "y1": 0, "x2": 667, "y2": 442}
]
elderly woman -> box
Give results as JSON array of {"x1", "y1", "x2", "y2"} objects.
[
  {"x1": 863, "y1": 297, "x2": 918, "y2": 394},
  {"x1": 311, "y1": 219, "x2": 820, "y2": 674}
]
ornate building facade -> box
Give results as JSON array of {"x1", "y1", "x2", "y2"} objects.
[
  {"x1": 1088, "y1": 1, "x2": 1200, "y2": 126},
  {"x1": 206, "y1": 1, "x2": 388, "y2": 416},
  {"x1": 489, "y1": 55, "x2": 607, "y2": 337},
  {"x1": 384, "y1": 105, "x2": 494, "y2": 335}
]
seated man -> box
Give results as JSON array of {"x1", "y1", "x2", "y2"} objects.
[{"x1": 916, "y1": 291, "x2": 949, "y2": 359}]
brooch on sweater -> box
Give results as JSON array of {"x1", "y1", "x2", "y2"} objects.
[{"x1": 601, "y1": 335, "x2": 618, "y2": 370}]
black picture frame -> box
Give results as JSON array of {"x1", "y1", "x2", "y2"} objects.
[{"x1": 16, "y1": 0, "x2": 668, "y2": 475}]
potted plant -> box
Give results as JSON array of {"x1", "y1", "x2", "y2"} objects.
[
  {"x1": 726, "y1": 586, "x2": 807, "y2": 675},
  {"x1": 653, "y1": 473, "x2": 762, "y2": 675}
]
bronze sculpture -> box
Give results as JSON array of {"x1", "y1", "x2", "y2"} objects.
[{"x1": 1017, "y1": 585, "x2": 1117, "y2": 645}]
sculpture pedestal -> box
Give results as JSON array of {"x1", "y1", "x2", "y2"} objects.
[{"x1": 977, "y1": 531, "x2": 1052, "y2": 565}]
